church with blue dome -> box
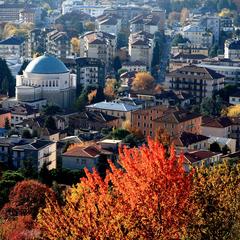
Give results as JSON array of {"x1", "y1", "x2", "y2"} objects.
[{"x1": 15, "y1": 53, "x2": 76, "y2": 109}]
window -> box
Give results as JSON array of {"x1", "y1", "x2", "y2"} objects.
[{"x1": 82, "y1": 159, "x2": 86, "y2": 165}]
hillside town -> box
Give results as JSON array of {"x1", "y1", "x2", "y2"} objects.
[{"x1": 0, "y1": 0, "x2": 240, "y2": 239}]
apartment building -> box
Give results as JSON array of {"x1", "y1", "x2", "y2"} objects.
[
  {"x1": 75, "y1": 57, "x2": 105, "y2": 88},
  {"x1": 0, "y1": 3, "x2": 22, "y2": 22},
  {"x1": 19, "y1": 7, "x2": 42, "y2": 25},
  {"x1": 197, "y1": 61, "x2": 240, "y2": 85},
  {"x1": 27, "y1": 28, "x2": 54, "y2": 58},
  {"x1": 0, "y1": 3, "x2": 41, "y2": 24},
  {"x1": 131, "y1": 105, "x2": 176, "y2": 137},
  {"x1": 165, "y1": 65, "x2": 225, "y2": 103},
  {"x1": 153, "y1": 110, "x2": 202, "y2": 138},
  {"x1": 46, "y1": 30, "x2": 70, "y2": 59},
  {"x1": 62, "y1": 0, "x2": 110, "y2": 17},
  {"x1": 182, "y1": 24, "x2": 213, "y2": 48},
  {"x1": 96, "y1": 14, "x2": 121, "y2": 36},
  {"x1": 79, "y1": 31, "x2": 116, "y2": 69},
  {"x1": 12, "y1": 139, "x2": 57, "y2": 171},
  {"x1": 128, "y1": 31, "x2": 154, "y2": 69},
  {"x1": 0, "y1": 36, "x2": 25, "y2": 60},
  {"x1": 171, "y1": 43, "x2": 209, "y2": 57},
  {"x1": 130, "y1": 9, "x2": 166, "y2": 34}
]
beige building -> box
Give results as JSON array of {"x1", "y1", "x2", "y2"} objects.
[
  {"x1": 165, "y1": 65, "x2": 225, "y2": 103},
  {"x1": 79, "y1": 31, "x2": 116, "y2": 69},
  {"x1": 201, "y1": 116, "x2": 232, "y2": 138},
  {"x1": 128, "y1": 31, "x2": 154, "y2": 69}
]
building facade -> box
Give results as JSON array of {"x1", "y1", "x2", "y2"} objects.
[{"x1": 165, "y1": 65, "x2": 225, "y2": 103}]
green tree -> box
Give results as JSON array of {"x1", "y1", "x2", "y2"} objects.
[
  {"x1": 200, "y1": 96, "x2": 223, "y2": 116},
  {"x1": 42, "y1": 105, "x2": 62, "y2": 116},
  {"x1": 209, "y1": 43, "x2": 218, "y2": 57},
  {"x1": 0, "y1": 171, "x2": 24, "y2": 208},
  {"x1": 44, "y1": 116, "x2": 57, "y2": 130},
  {"x1": 117, "y1": 32, "x2": 128, "y2": 49},
  {"x1": 4, "y1": 118, "x2": 10, "y2": 130},
  {"x1": 0, "y1": 58, "x2": 15, "y2": 97},
  {"x1": 22, "y1": 130, "x2": 31, "y2": 139},
  {"x1": 113, "y1": 56, "x2": 122, "y2": 73},
  {"x1": 110, "y1": 128, "x2": 130, "y2": 140},
  {"x1": 210, "y1": 142, "x2": 221, "y2": 153},
  {"x1": 20, "y1": 159, "x2": 38, "y2": 179},
  {"x1": 222, "y1": 145, "x2": 230, "y2": 155},
  {"x1": 172, "y1": 34, "x2": 189, "y2": 46},
  {"x1": 38, "y1": 161, "x2": 52, "y2": 186},
  {"x1": 18, "y1": 60, "x2": 30, "y2": 75}
]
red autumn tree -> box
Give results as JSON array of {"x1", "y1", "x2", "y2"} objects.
[
  {"x1": 0, "y1": 180, "x2": 55, "y2": 219},
  {"x1": 0, "y1": 215, "x2": 40, "y2": 240},
  {"x1": 39, "y1": 138, "x2": 193, "y2": 239}
]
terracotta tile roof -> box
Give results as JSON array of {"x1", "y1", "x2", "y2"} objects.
[
  {"x1": 62, "y1": 144, "x2": 112, "y2": 158},
  {"x1": 154, "y1": 110, "x2": 201, "y2": 124},
  {"x1": 201, "y1": 116, "x2": 232, "y2": 128},
  {"x1": 167, "y1": 65, "x2": 225, "y2": 79},
  {"x1": 174, "y1": 132, "x2": 209, "y2": 147},
  {"x1": 184, "y1": 150, "x2": 220, "y2": 164}
]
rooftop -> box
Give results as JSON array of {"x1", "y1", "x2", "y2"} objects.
[
  {"x1": 174, "y1": 132, "x2": 209, "y2": 147},
  {"x1": 184, "y1": 150, "x2": 221, "y2": 164},
  {"x1": 201, "y1": 116, "x2": 232, "y2": 128},
  {"x1": 0, "y1": 36, "x2": 25, "y2": 45},
  {"x1": 86, "y1": 101, "x2": 141, "y2": 112}
]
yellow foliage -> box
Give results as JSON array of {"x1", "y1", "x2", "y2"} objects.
[
  {"x1": 104, "y1": 78, "x2": 118, "y2": 100},
  {"x1": 131, "y1": 72, "x2": 155, "y2": 92},
  {"x1": 71, "y1": 37, "x2": 80, "y2": 53},
  {"x1": 187, "y1": 161, "x2": 240, "y2": 239},
  {"x1": 122, "y1": 120, "x2": 132, "y2": 131},
  {"x1": 218, "y1": 8, "x2": 232, "y2": 17},
  {"x1": 224, "y1": 104, "x2": 240, "y2": 117},
  {"x1": 84, "y1": 21, "x2": 95, "y2": 31}
]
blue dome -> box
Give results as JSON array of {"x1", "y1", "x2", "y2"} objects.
[{"x1": 25, "y1": 54, "x2": 69, "y2": 74}]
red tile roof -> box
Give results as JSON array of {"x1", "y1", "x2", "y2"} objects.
[
  {"x1": 184, "y1": 150, "x2": 220, "y2": 164},
  {"x1": 62, "y1": 144, "x2": 113, "y2": 158}
]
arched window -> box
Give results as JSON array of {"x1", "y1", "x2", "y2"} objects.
[
  {"x1": 46, "y1": 81, "x2": 48, "y2": 87},
  {"x1": 53, "y1": 80, "x2": 55, "y2": 87},
  {"x1": 56, "y1": 80, "x2": 59, "y2": 87},
  {"x1": 49, "y1": 81, "x2": 52, "y2": 87}
]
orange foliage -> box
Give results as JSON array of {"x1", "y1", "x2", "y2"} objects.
[
  {"x1": 87, "y1": 89, "x2": 97, "y2": 103},
  {"x1": 131, "y1": 72, "x2": 155, "y2": 92},
  {"x1": 38, "y1": 138, "x2": 193, "y2": 239}
]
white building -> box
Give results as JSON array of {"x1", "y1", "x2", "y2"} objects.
[
  {"x1": 197, "y1": 61, "x2": 240, "y2": 85},
  {"x1": 62, "y1": 0, "x2": 110, "y2": 17},
  {"x1": 0, "y1": 36, "x2": 25, "y2": 60},
  {"x1": 224, "y1": 39, "x2": 240, "y2": 60},
  {"x1": 15, "y1": 53, "x2": 76, "y2": 109},
  {"x1": 182, "y1": 24, "x2": 213, "y2": 48}
]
